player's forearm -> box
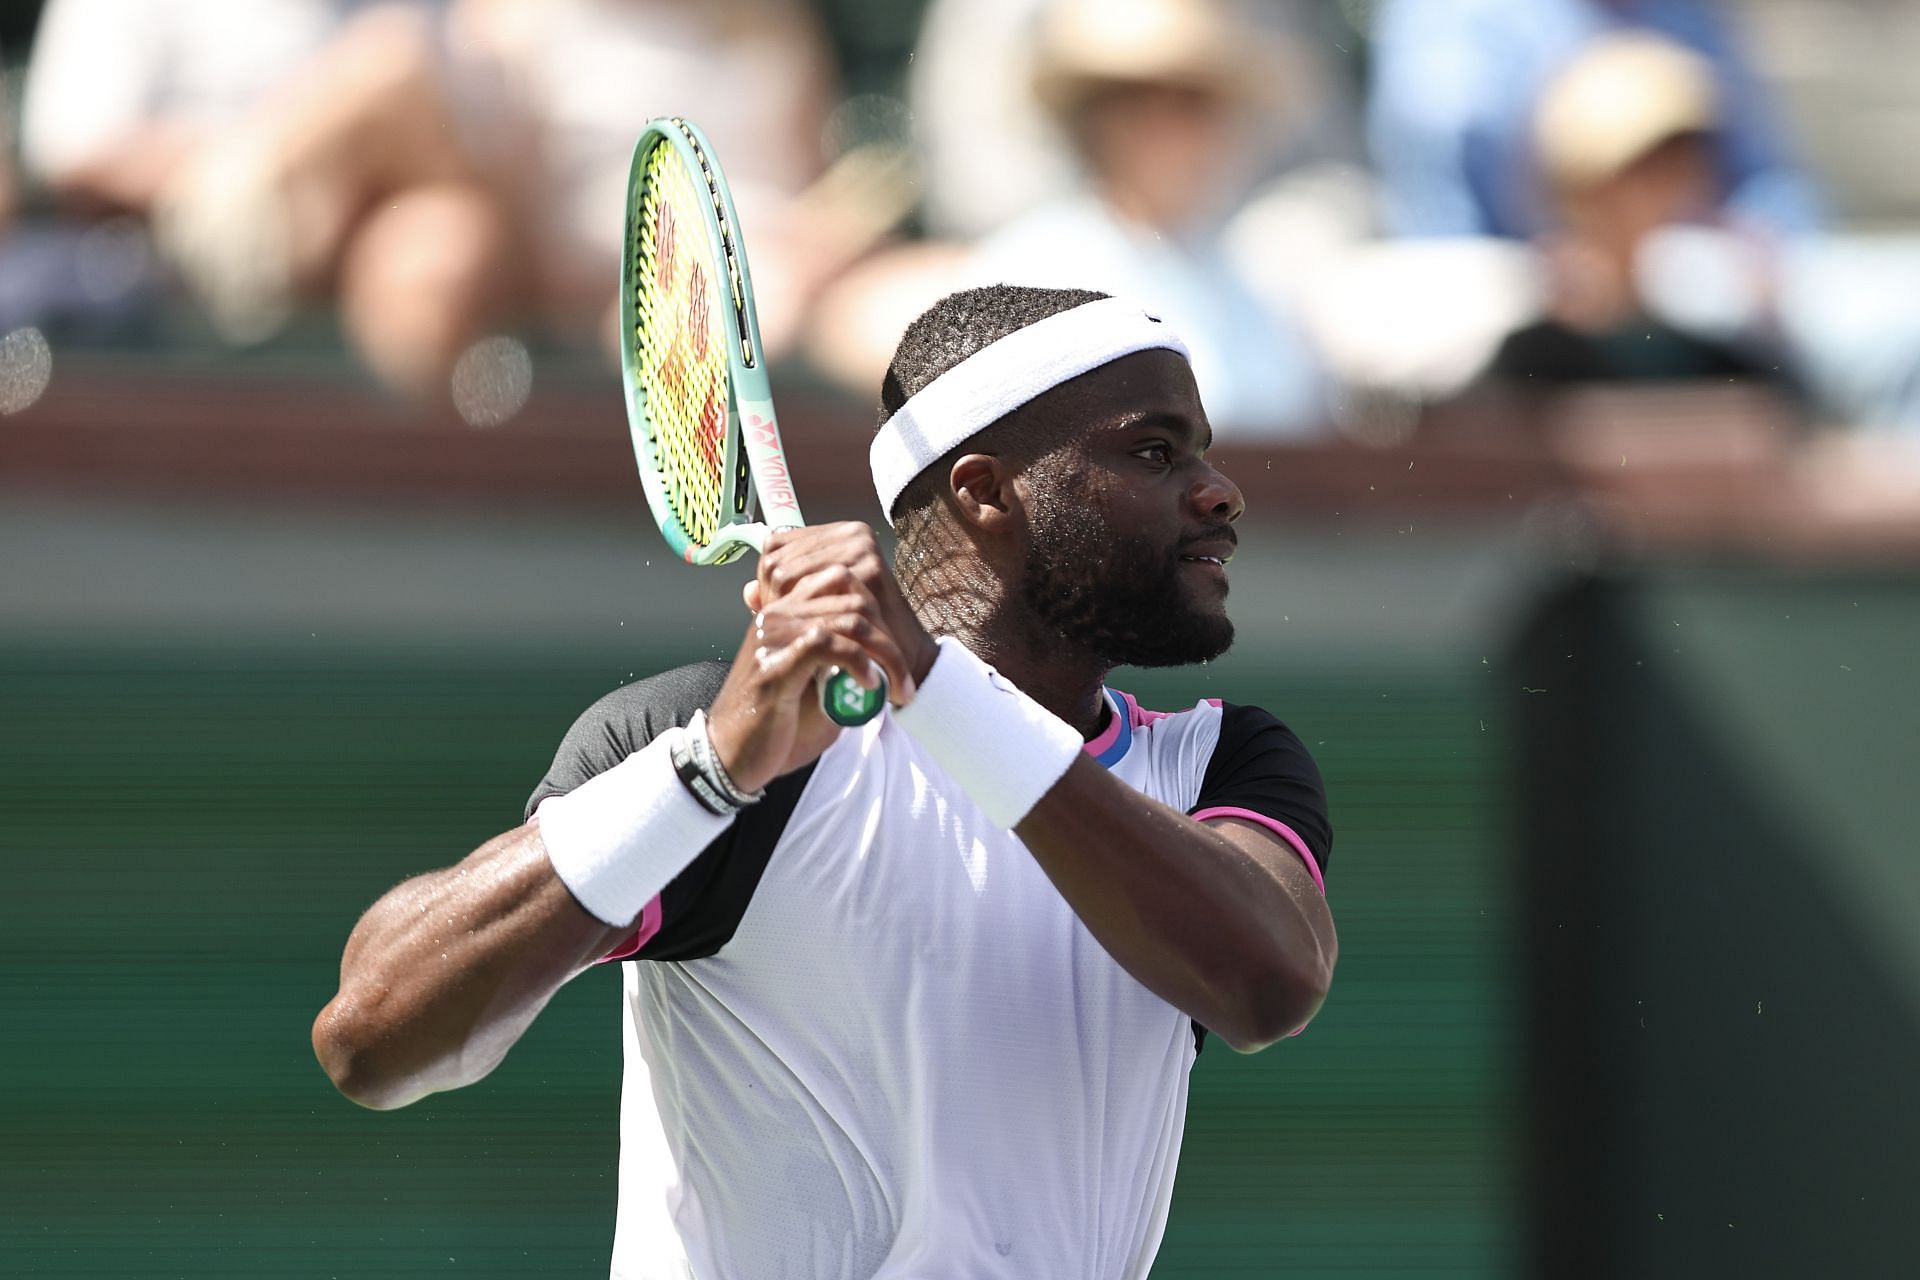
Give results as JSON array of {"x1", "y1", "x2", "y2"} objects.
[
  {"x1": 1017, "y1": 757, "x2": 1336, "y2": 1052},
  {"x1": 313, "y1": 820, "x2": 626, "y2": 1110}
]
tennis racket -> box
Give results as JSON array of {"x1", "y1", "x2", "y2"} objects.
[{"x1": 619, "y1": 116, "x2": 885, "y2": 728}]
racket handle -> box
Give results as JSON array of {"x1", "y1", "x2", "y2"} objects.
[{"x1": 820, "y1": 668, "x2": 886, "y2": 727}]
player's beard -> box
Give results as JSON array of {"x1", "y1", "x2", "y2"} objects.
[{"x1": 1020, "y1": 497, "x2": 1235, "y2": 668}]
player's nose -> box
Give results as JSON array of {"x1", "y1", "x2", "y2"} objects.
[{"x1": 1190, "y1": 460, "x2": 1244, "y2": 524}]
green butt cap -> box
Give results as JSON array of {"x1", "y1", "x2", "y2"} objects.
[{"x1": 822, "y1": 673, "x2": 887, "y2": 727}]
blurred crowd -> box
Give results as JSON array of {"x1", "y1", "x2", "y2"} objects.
[{"x1": 3, "y1": 0, "x2": 1919, "y2": 438}]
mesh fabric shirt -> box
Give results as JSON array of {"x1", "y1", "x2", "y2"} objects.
[{"x1": 526, "y1": 655, "x2": 1331, "y2": 1280}]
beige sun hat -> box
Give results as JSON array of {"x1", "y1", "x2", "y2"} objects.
[
  {"x1": 1031, "y1": 0, "x2": 1294, "y2": 116},
  {"x1": 1534, "y1": 30, "x2": 1722, "y2": 189}
]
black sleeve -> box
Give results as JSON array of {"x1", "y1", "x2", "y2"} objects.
[
  {"x1": 1191, "y1": 701, "x2": 1332, "y2": 878},
  {"x1": 525, "y1": 662, "x2": 813, "y2": 963}
]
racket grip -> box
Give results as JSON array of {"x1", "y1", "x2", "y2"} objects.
[{"x1": 820, "y1": 668, "x2": 887, "y2": 727}]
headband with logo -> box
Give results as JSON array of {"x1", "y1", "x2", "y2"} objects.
[{"x1": 869, "y1": 297, "x2": 1192, "y2": 518}]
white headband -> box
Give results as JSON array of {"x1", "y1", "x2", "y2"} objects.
[{"x1": 869, "y1": 297, "x2": 1191, "y2": 518}]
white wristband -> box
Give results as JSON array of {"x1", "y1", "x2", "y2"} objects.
[
  {"x1": 890, "y1": 637, "x2": 1084, "y2": 828},
  {"x1": 534, "y1": 728, "x2": 735, "y2": 927}
]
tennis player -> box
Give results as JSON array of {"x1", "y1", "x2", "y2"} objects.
[{"x1": 315, "y1": 285, "x2": 1337, "y2": 1279}]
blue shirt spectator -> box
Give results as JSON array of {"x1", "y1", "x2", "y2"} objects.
[
  {"x1": 1366, "y1": 0, "x2": 1821, "y2": 240},
  {"x1": 970, "y1": 195, "x2": 1328, "y2": 436}
]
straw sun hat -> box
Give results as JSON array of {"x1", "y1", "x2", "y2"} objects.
[
  {"x1": 1533, "y1": 31, "x2": 1723, "y2": 189},
  {"x1": 1030, "y1": 0, "x2": 1294, "y2": 116}
]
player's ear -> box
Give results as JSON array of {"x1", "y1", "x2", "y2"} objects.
[
  {"x1": 944, "y1": 452, "x2": 1021, "y2": 533},
  {"x1": 948, "y1": 453, "x2": 1019, "y2": 533}
]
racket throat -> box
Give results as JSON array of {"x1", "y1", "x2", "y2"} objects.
[{"x1": 736, "y1": 393, "x2": 805, "y2": 529}]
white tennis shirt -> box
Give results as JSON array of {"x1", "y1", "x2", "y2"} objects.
[{"x1": 527, "y1": 657, "x2": 1330, "y2": 1280}]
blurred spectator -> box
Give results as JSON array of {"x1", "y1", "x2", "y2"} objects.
[
  {"x1": 22, "y1": 0, "x2": 350, "y2": 223},
  {"x1": 455, "y1": 0, "x2": 845, "y2": 359},
  {"x1": 910, "y1": 0, "x2": 1360, "y2": 239},
  {"x1": 813, "y1": 0, "x2": 1331, "y2": 436},
  {"x1": 967, "y1": 0, "x2": 1327, "y2": 434},
  {"x1": 1775, "y1": 237, "x2": 1920, "y2": 432},
  {"x1": 0, "y1": 45, "x2": 15, "y2": 235},
  {"x1": 1367, "y1": 0, "x2": 1821, "y2": 242},
  {"x1": 21, "y1": 0, "x2": 518, "y2": 398},
  {"x1": 1484, "y1": 32, "x2": 1798, "y2": 393},
  {"x1": 19, "y1": 0, "x2": 846, "y2": 400},
  {"x1": 5, "y1": 21, "x2": 165, "y2": 341}
]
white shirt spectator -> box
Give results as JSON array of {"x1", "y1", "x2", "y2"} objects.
[
  {"x1": 909, "y1": 0, "x2": 1361, "y2": 239},
  {"x1": 20, "y1": 0, "x2": 376, "y2": 182}
]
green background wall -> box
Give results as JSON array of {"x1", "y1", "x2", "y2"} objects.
[
  {"x1": 0, "y1": 636, "x2": 1517, "y2": 1277},
  {"x1": 1513, "y1": 569, "x2": 1920, "y2": 1279}
]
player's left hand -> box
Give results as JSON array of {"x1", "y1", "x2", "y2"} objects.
[
  {"x1": 745, "y1": 522, "x2": 939, "y2": 698},
  {"x1": 706, "y1": 524, "x2": 933, "y2": 794}
]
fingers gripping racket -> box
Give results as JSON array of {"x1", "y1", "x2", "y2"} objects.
[{"x1": 620, "y1": 117, "x2": 885, "y2": 728}]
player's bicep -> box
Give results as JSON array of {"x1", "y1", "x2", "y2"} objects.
[
  {"x1": 1191, "y1": 702, "x2": 1337, "y2": 1032},
  {"x1": 497, "y1": 814, "x2": 652, "y2": 974},
  {"x1": 1204, "y1": 816, "x2": 1337, "y2": 963}
]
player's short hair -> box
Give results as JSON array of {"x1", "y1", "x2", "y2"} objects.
[{"x1": 878, "y1": 285, "x2": 1110, "y2": 527}]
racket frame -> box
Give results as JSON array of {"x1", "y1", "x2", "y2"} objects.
[
  {"x1": 621, "y1": 117, "x2": 802, "y2": 566},
  {"x1": 620, "y1": 117, "x2": 884, "y2": 726}
]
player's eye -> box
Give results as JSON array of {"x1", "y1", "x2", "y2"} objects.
[{"x1": 1134, "y1": 442, "x2": 1174, "y2": 467}]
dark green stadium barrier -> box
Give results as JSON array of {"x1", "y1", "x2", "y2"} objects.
[
  {"x1": 0, "y1": 643, "x2": 1517, "y2": 1277},
  {"x1": 1513, "y1": 569, "x2": 1920, "y2": 1280}
]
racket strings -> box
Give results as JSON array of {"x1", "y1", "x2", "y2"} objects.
[{"x1": 633, "y1": 139, "x2": 731, "y2": 548}]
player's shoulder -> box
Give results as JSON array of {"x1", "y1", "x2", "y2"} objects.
[
  {"x1": 1123, "y1": 692, "x2": 1322, "y2": 788},
  {"x1": 1206, "y1": 699, "x2": 1321, "y2": 774},
  {"x1": 525, "y1": 661, "x2": 730, "y2": 820},
  {"x1": 1127, "y1": 692, "x2": 1308, "y2": 753},
  {"x1": 1211, "y1": 699, "x2": 1308, "y2": 744},
  {"x1": 567, "y1": 660, "x2": 731, "y2": 747},
  {"x1": 1168, "y1": 695, "x2": 1333, "y2": 868}
]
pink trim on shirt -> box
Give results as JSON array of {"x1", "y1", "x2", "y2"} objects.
[
  {"x1": 597, "y1": 893, "x2": 663, "y2": 963},
  {"x1": 1083, "y1": 694, "x2": 1124, "y2": 756},
  {"x1": 1118, "y1": 691, "x2": 1172, "y2": 728},
  {"x1": 1191, "y1": 806, "x2": 1326, "y2": 896}
]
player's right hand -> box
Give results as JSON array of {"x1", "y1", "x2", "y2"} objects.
[{"x1": 706, "y1": 526, "x2": 926, "y2": 794}]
